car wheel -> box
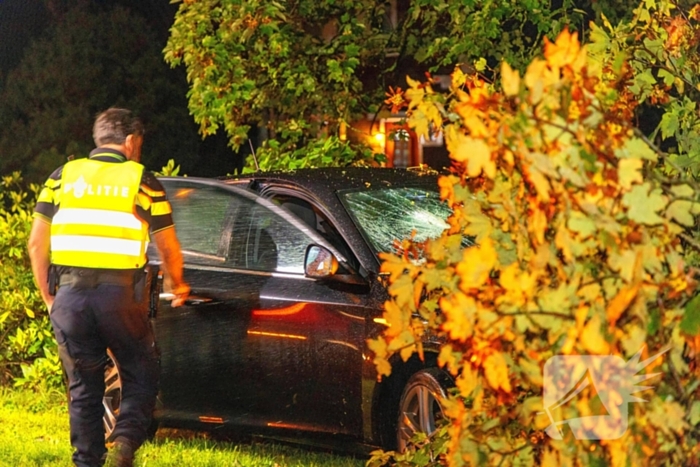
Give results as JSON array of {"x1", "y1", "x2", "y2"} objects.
[
  {"x1": 396, "y1": 368, "x2": 448, "y2": 452},
  {"x1": 103, "y1": 349, "x2": 159, "y2": 442},
  {"x1": 103, "y1": 349, "x2": 122, "y2": 441}
]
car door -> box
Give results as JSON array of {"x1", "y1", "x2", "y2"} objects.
[
  {"x1": 151, "y1": 179, "x2": 258, "y2": 421},
  {"x1": 234, "y1": 196, "x2": 376, "y2": 438},
  {"x1": 153, "y1": 178, "x2": 376, "y2": 439}
]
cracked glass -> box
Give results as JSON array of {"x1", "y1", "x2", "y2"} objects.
[{"x1": 341, "y1": 187, "x2": 453, "y2": 255}]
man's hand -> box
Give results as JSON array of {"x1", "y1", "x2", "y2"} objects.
[
  {"x1": 171, "y1": 282, "x2": 190, "y2": 307},
  {"x1": 152, "y1": 227, "x2": 189, "y2": 307},
  {"x1": 28, "y1": 218, "x2": 54, "y2": 312}
]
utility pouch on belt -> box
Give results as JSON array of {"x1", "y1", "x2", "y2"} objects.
[
  {"x1": 147, "y1": 265, "x2": 161, "y2": 318},
  {"x1": 134, "y1": 269, "x2": 147, "y2": 303},
  {"x1": 48, "y1": 265, "x2": 58, "y2": 296}
]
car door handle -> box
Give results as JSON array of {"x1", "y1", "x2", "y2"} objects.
[
  {"x1": 160, "y1": 293, "x2": 217, "y2": 306},
  {"x1": 184, "y1": 295, "x2": 215, "y2": 306}
]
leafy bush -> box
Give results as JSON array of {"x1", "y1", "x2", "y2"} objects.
[
  {"x1": 370, "y1": 2, "x2": 700, "y2": 465},
  {"x1": 0, "y1": 172, "x2": 60, "y2": 390},
  {"x1": 155, "y1": 159, "x2": 183, "y2": 177},
  {"x1": 242, "y1": 135, "x2": 385, "y2": 173}
]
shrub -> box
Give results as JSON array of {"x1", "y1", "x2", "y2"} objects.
[
  {"x1": 0, "y1": 172, "x2": 60, "y2": 390},
  {"x1": 370, "y1": 2, "x2": 700, "y2": 465},
  {"x1": 242, "y1": 136, "x2": 385, "y2": 173}
]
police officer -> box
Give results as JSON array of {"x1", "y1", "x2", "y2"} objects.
[{"x1": 28, "y1": 108, "x2": 190, "y2": 467}]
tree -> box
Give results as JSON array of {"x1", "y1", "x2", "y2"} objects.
[
  {"x1": 164, "y1": 0, "x2": 595, "y2": 169},
  {"x1": 368, "y1": 1, "x2": 700, "y2": 465},
  {"x1": 0, "y1": 3, "x2": 229, "y2": 184}
]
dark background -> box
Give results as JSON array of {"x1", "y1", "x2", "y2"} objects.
[
  {"x1": 0, "y1": 0, "x2": 48, "y2": 75},
  {"x1": 0, "y1": 0, "x2": 247, "y2": 181}
]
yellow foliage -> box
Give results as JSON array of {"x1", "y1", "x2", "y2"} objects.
[
  {"x1": 500, "y1": 62, "x2": 520, "y2": 97},
  {"x1": 607, "y1": 249, "x2": 640, "y2": 283},
  {"x1": 388, "y1": 274, "x2": 418, "y2": 313},
  {"x1": 540, "y1": 448, "x2": 560, "y2": 467},
  {"x1": 622, "y1": 183, "x2": 667, "y2": 225},
  {"x1": 438, "y1": 344, "x2": 462, "y2": 376},
  {"x1": 367, "y1": 337, "x2": 392, "y2": 378},
  {"x1": 454, "y1": 365, "x2": 478, "y2": 397},
  {"x1": 581, "y1": 314, "x2": 610, "y2": 354},
  {"x1": 524, "y1": 164, "x2": 552, "y2": 203},
  {"x1": 498, "y1": 263, "x2": 536, "y2": 310},
  {"x1": 646, "y1": 398, "x2": 690, "y2": 436},
  {"x1": 617, "y1": 158, "x2": 643, "y2": 189},
  {"x1": 440, "y1": 292, "x2": 477, "y2": 342},
  {"x1": 544, "y1": 27, "x2": 584, "y2": 70},
  {"x1": 446, "y1": 128, "x2": 496, "y2": 178},
  {"x1": 666, "y1": 199, "x2": 695, "y2": 226},
  {"x1": 483, "y1": 352, "x2": 512, "y2": 393},
  {"x1": 454, "y1": 93, "x2": 490, "y2": 137},
  {"x1": 373, "y1": 12, "x2": 700, "y2": 466},
  {"x1": 606, "y1": 284, "x2": 640, "y2": 326},
  {"x1": 382, "y1": 299, "x2": 409, "y2": 338},
  {"x1": 456, "y1": 237, "x2": 498, "y2": 290},
  {"x1": 379, "y1": 251, "x2": 414, "y2": 282}
]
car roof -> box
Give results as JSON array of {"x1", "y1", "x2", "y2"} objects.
[
  {"x1": 222, "y1": 166, "x2": 441, "y2": 196},
  {"x1": 213, "y1": 167, "x2": 444, "y2": 274}
]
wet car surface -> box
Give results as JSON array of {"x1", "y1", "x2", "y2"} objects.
[{"x1": 104, "y1": 167, "x2": 455, "y2": 453}]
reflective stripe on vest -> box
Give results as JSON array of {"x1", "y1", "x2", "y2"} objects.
[{"x1": 50, "y1": 158, "x2": 149, "y2": 269}]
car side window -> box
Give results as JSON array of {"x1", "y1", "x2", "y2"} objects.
[
  {"x1": 236, "y1": 203, "x2": 317, "y2": 274},
  {"x1": 162, "y1": 182, "x2": 235, "y2": 265},
  {"x1": 162, "y1": 179, "x2": 319, "y2": 274},
  {"x1": 270, "y1": 195, "x2": 358, "y2": 273}
]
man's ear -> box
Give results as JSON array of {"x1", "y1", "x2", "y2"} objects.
[
  {"x1": 123, "y1": 134, "x2": 142, "y2": 161},
  {"x1": 124, "y1": 134, "x2": 134, "y2": 154}
]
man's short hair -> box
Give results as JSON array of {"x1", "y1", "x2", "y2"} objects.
[{"x1": 93, "y1": 108, "x2": 144, "y2": 146}]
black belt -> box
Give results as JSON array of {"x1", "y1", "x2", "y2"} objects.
[{"x1": 59, "y1": 269, "x2": 137, "y2": 288}]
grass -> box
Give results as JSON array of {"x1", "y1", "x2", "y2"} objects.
[{"x1": 0, "y1": 388, "x2": 368, "y2": 467}]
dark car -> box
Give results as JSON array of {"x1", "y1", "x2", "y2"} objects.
[{"x1": 102, "y1": 167, "x2": 456, "y2": 453}]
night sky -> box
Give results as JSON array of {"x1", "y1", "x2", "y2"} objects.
[
  {"x1": 0, "y1": 0, "x2": 243, "y2": 178},
  {"x1": 0, "y1": 0, "x2": 49, "y2": 76},
  {"x1": 0, "y1": 0, "x2": 176, "y2": 78}
]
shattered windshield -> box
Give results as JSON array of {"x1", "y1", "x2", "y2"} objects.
[{"x1": 341, "y1": 187, "x2": 452, "y2": 255}]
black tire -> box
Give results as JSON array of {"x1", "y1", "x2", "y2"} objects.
[
  {"x1": 103, "y1": 349, "x2": 122, "y2": 441},
  {"x1": 396, "y1": 368, "x2": 449, "y2": 452},
  {"x1": 103, "y1": 349, "x2": 159, "y2": 442}
]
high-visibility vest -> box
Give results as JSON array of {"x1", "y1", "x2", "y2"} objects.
[{"x1": 50, "y1": 158, "x2": 149, "y2": 269}]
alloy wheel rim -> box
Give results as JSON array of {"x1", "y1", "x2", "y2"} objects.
[
  {"x1": 103, "y1": 355, "x2": 121, "y2": 438},
  {"x1": 397, "y1": 383, "x2": 442, "y2": 451}
]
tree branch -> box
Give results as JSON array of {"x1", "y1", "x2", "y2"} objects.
[
  {"x1": 666, "y1": 351, "x2": 687, "y2": 403},
  {"x1": 680, "y1": 232, "x2": 700, "y2": 254},
  {"x1": 496, "y1": 310, "x2": 575, "y2": 320}
]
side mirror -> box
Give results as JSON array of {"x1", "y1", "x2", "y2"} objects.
[{"x1": 304, "y1": 245, "x2": 338, "y2": 278}]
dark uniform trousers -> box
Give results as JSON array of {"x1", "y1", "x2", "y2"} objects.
[{"x1": 50, "y1": 270, "x2": 158, "y2": 467}]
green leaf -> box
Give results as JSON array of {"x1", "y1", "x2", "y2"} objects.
[
  {"x1": 588, "y1": 23, "x2": 610, "y2": 54},
  {"x1": 666, "y1": 200, "x2": 695, "y2": 226},
  {"x1": 671, "y1": 184, "x2": 694, "y2": 197},
  {"x1": 690, "y1": 401, "x2": 700, "y2": 426},
  {"x1": 615, "y1": 137, "x2": 657, "y2": 161},
  {"x1": 622, "y1": 183, "x2": 667, "y2": 225},
  {"x1": 568, "y1": 212, "x2": 596, "y2": 238},
  {"x1": 681, "y1": 293, "x2": 700, "y2": 336},
  {"x1": 659, "y1": 111, "x2": 680, "y2": 140},
  {"x1": 658, "y1": 68, "x2": 676, "y2": 87}
]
